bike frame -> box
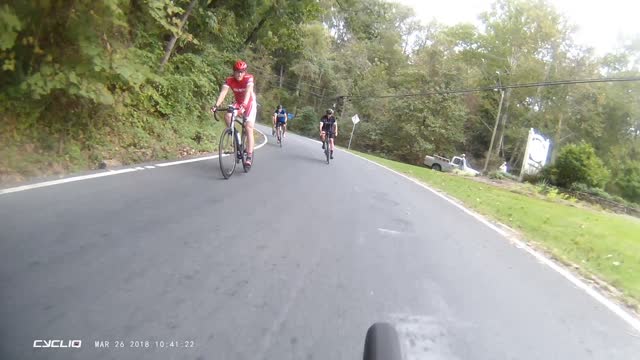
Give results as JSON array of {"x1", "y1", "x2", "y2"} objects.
[{"x1": 215, "y1": 105, "x2": 250, "y2": 177}]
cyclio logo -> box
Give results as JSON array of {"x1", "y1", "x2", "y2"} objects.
[{"x1": 33, "y1": 340, "x2": 82, "y2": 348}]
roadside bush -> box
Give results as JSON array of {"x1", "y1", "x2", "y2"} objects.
[
  {"x1": 570, "y1": 182, "x2": 612, "y2": 199},
  {"x1": 553, "y1": 142, "x2": 610, "y2": 189},
  {"x1": 570, "y1": 182, "x2": 636, "y2": 207},
  {"x1": 521, "y1": 172, "x2": 540, "y2": 184},
  {"x1": 521, "y1": 165, "x2": 557, "y2": 185},
  {"x1": 488, "y1": 171, "x2": 518, "y2": 181},
  {"x1": 539, "y1": 165, "x2": 558, "y2": 184}
]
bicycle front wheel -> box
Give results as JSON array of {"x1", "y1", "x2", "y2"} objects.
[
  {"x1": 219, "y1": 128, "x2": 236, "y2": 179},
  {"x1": 363, "y1": 322, "x2": 402, "y2": 360}
]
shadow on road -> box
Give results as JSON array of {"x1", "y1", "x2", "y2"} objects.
[
  {"x1": 286, "y1": 151, "x2": 328, "y2": 165},
  {"x1": 264, "y1": 140, "x2": 282, "y2": 147},
  {"x1": 186, "y1": 157, "x2": 245, "y2": 181}
]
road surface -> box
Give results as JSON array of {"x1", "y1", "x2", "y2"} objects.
[{"x1": 1, "y1": 125, "x2": 639, "y2": 359}]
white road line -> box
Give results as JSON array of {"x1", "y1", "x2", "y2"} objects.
[
  {"x1": 0, "y1": 129, "x2": 268, "y2": 195},
  {"x1": 378, "y1": 228, "x2": 403, "y2": 235},
  {"x1": 344, "y1": 150, "x2": 640, "y2": 333},
  {"x1": 154, "y1": 155, "x2": 219, "y2": 167},
  {"x1": 155, "y1": 129, "x2": 268, "y2": 167},
  {"x1": 0, "y1": 168, "x2": 140, "y2": 195}
]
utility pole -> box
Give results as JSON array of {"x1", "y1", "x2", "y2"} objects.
[{"x1": 483, "y1": 72, "x2": 505, "y2": 174}]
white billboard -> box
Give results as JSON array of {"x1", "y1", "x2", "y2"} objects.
[{"x1": 520, "y1": 128, "x2": 550, "y2": 179}]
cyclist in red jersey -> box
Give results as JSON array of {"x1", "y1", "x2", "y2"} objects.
[{"x1": 211, "y1": 60, "x2": 257, "y2": 166}]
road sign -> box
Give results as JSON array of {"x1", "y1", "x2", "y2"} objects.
[{"x1": 349, "y1": 114, "x2": 361, "y2": 149}]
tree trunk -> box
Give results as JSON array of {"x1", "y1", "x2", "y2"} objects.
[
  {"x1": 279, "y1": 64, "x2": 284, "y2": 88},
  {"x1": 551, "y1": 113, "x2": 563, "y2": 162},
  {"x1": 159, "y1": 0, "x2": 198, "y2": 71},
  {"x1": 244, "y1": 6, "x2": 276, "y2": 46},
  {"x1": 508, "y1": 137, "x2": 524, "y2": 169}
]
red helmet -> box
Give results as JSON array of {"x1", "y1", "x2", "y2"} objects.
[{"x1": 233, "y1": 60, "x2": 248, "y2": 71}]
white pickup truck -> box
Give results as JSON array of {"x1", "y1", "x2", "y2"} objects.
[{"x1": 423, "y1": 154, "x2": 479, "y2": 176}]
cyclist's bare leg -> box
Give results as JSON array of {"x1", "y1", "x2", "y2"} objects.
[
  {"x1": 245, "y1": 121, "x2": 255, "y2": 155},
  {"x1": 330, "y1": 138, "x2": 335, "y2": 151}
]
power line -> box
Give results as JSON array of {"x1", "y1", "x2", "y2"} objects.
[
  {"x1": 502, "y1": 76, "x2": 640, "y2": 90},
  {"x1": 339, "y1": 76, "x2": 640, "y2": 100}
]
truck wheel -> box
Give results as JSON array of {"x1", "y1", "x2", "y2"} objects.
[{"x1": 431, "y1": 164, "x2": 441, "y2": 171}]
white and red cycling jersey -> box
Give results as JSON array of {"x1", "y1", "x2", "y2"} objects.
[{"x1": 224, "y1": 74, "x2": 257, "y2": 123}]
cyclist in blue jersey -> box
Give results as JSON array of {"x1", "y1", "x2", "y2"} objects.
[{"x1": 272, "y1": 104, "x2": 288, "y2": 138}]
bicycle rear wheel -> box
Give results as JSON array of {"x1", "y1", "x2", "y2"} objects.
[
  {"x1": 218, "y1": 128, "x2": 236, "y2": 179},
  {"x1": 363, "y1": 322, "x2": 402, "y2": 360},
  {"x1": 242, "y1": 130, "x2": 252, "y2": 173}
]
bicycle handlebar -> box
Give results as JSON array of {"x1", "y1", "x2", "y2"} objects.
[{"x1": 212, "y1": 105, "x2": 245, "y2": 124}]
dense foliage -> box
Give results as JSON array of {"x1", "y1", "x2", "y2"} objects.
[{"x1": 1, "y1": 0, "x2": 639, "y2": 204}]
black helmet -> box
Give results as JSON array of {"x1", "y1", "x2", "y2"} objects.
[
  {"x1": 326, "y1": 108, "x2": 334, "y2": 115},
  {"x1": 277, "y1": 104, "x2": 282, "y2": 109}
]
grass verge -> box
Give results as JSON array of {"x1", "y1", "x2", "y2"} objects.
[{"x1": 353, "y1": 150, "x2": 640, "y2": 311}]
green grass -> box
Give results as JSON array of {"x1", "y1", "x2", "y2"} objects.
[{"x1": 354, "y1": 151, "x2": 640, "y2": 309}]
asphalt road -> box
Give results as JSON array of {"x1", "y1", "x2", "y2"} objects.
[{"x1": 1, "y1": 124, "x2": 639, "y2": 360}]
